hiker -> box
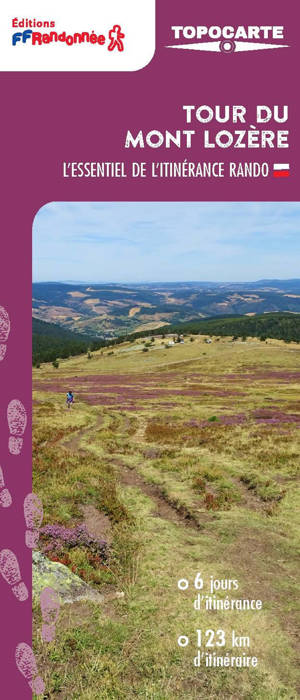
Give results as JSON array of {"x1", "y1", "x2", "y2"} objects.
[{"x1": 66, "y1": 391, "x2": 74, "y2": 409}]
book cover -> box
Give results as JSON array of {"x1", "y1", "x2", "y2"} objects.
[{"x1": 0, "y1": 2, "x2": 299, "y2": 698}]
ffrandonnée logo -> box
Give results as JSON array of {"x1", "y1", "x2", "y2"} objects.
[
  {"x1": 167, "y1": 26, "x2": 289, "y2": 53},
  {"x1": 1, "y1": 2, "x2": 154, "y2": 72},
  {"x1": 11, "y1": 18, "x2": 125, "y2": 51}
]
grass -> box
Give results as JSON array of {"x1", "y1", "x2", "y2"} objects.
[{"x1": 32, "y1": 335, "x2": 300, "y2": 698}]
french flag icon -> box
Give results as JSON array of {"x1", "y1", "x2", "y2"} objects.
[{"x1": 273, "y1": 163, "x2": 290, "y2": 177}]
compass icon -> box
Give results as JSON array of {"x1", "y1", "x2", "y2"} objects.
[{"x1": 220, "y1": 39, "x2": 236, "y2": 53}]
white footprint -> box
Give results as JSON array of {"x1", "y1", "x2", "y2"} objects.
[
  {"x1": 40, "y1": 587, "x2": 60, "y2": 642},
  {"x1": 7, "y1": 400, "x2": 27, "y2": 455},
  {"x1": 0, "y1": 306, "x2": 10, "y2": 362},
  {"x1": 0, "y1": 466, "x2": 12, "y2": 508},
  {"x1": 24, "y1": 493, "x2": 43, "y2": 548},
  {"x1": 15, "y1": 643, "x2": 45, "y2": 695},
  {"x1": 0, "y1": 549, "x2": 28, "y2": 601}
]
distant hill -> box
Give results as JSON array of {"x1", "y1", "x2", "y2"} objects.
[
  {"x1": 32, "y1": 280, "x2": 300, "y2": 338},
  {"x1": 33, "y1": 311, "x2": 300, "y2": 366},
  {"x1": 32, "y1": 318, "x2": 105, "y2": 366},
  {"x1": 145, "y1": 312, "x2": 300, "y2": 344}
]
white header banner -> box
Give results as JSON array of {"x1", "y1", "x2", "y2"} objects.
[{"x1": 0, "y1": 0, "x2": 155, "y2": 71}]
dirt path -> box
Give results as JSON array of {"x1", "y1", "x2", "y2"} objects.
[
  {"x1": 112, "y1": 458, "x2": 201, "y2": 528},
  {"x1": 62, "y1": 412, "x2": 104, "y2": 454},
  {"x1": 60, "y1": 410, "x2": 201, "y2": 531},
  {"x1": 80, "y1": 504, "x2": 113, "y2": 544},
  {"x1": 131, "y1": 415, "x2": 147, "y2": 444}
]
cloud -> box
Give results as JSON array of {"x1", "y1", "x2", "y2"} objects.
[{"x1": 33, "y1": 202, "x2": 300, "y2": 282}]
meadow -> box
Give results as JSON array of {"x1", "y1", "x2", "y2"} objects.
[{"x1": 32, "y1": 334, "x2": 300, "y2": 699}]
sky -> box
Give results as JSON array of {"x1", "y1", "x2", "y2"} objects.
[{"x1": 33, "y1": 202, "x2": 300, "y2": 283}]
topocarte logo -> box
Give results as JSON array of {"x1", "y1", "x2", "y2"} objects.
[
  {"x1": 167, "y1": 26, "x2": 289, "y2": 53},
  {"x1": 11, "y1": 18, "x2": 125, "y2": 50}
]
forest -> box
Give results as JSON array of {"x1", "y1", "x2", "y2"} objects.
[
  {"x1": 33, "y1": 312, "x2": 300, "y2": 365},
  {"x1": 130, "y1": 312, "x2": 300, "y2": 344},
  {"x1": 33, "y1": 318, "x2": 128, "y2": 366},
  {"x1": 32, "y1": 318, "x2": 104, "y2": 366}
]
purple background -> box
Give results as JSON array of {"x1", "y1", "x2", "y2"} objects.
[{"x1": 0, "y1": 0, "x2": 299, "y2": 696}]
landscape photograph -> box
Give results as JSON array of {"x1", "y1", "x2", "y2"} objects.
[{"x1": 32, "y1": 202, "x2": 300, "y2": 699}]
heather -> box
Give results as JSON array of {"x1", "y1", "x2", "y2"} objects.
[{"x1": 39, "y1": 523, "x2": 108, "y2": 560}]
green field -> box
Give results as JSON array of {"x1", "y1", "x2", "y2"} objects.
[{"x1": 33, "y1": 335, "x2": 300, "y2": 699}]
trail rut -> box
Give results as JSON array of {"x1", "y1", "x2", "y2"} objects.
[
  {"x1": 60, "y1": 412, "x2": 201, "y2": 530},
  {"x1": 112, "y1": 458, "x2": 200, "y2": 528},
  {"x1": 62, "y1": 413, "x2": 104, "y2": 454}
]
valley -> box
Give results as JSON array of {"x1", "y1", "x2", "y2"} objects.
[{"x1": 32, "y1": 279, "x2": 300, "y2": 338}]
